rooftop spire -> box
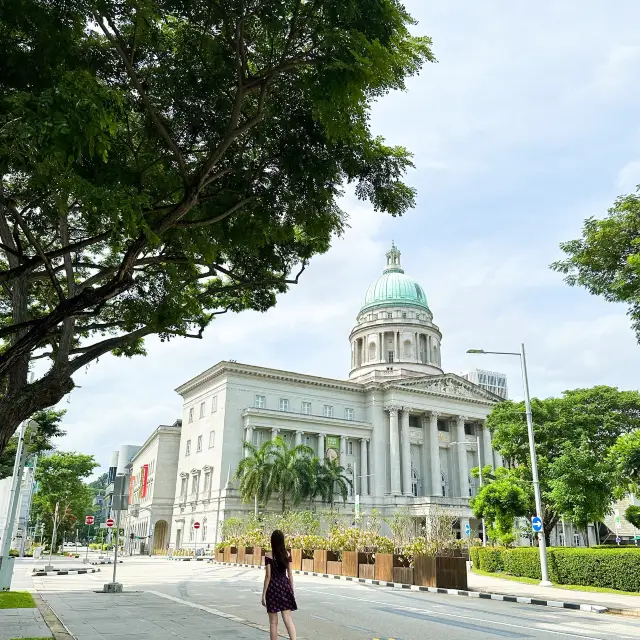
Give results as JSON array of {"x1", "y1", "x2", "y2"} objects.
[{"x1": 384, "y1": 241, "x2": 403, "y2": 274}]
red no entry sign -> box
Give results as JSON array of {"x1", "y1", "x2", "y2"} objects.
[
  {"x1": 193, "y1": 522, "x2": 200, "y2": 529},
  {"x1": 85, "y1": 515, "x2": 95, "y2": 525},
  {"x1": 106, "y1": 518, "x2": 114, "y2": 528}
]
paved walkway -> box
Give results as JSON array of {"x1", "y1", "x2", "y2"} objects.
[
  {"x1": 0, "y1": 607, "x2": 52, "y2": 639},
  {"x1": 39, "y1": 590, "x2": 270, "y2": 640},
  {"x1": 468, "y1": 571, "x2": 640, "y2": 613}
]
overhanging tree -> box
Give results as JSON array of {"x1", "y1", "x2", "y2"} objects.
[{"x1": 0, "y1": 1, "x2": 434, "y2": 451}]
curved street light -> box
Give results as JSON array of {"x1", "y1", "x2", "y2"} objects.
[{"x1": 467, "y1": 343, "x2": 552, "y2": 587}]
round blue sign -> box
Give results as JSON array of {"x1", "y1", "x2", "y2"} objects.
[
  {"x1": 464, "y1": 523, "x2": 471, "y2": 536},
  {"x1": 531, "y1": 516, "x2": 543, "y2": 532}
]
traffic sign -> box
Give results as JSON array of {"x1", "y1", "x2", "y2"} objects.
[
  {"x1": 531, "y1": 516, "x2": 543, "y2": 533},
  {"x1": 464, "y1": 523, "x2": 471, "y2": 537},
  {"x1": 193, "y1": 521, "x2": 201, "y2": 530},
  {"x1": 616, "y1": 536, "x2": 621, "y2": 544},
  {"x1": 106, "y1": 518, "x2": 115, "y2": 528},
  {"x1": 85, "y1": 515, "x2": 95, "y2": 526}
]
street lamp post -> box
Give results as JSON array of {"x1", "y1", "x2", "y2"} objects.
[{"x1": 467, "y1": 343, "x2": 552, "y2": 586}]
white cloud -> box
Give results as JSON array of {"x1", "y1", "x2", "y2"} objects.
[
  {"x1": 616, "y1": 161, "x2": 640, "y2": 192},
  {"x1": 47, "y1": 1, "x2": 640, "y2": 473}
]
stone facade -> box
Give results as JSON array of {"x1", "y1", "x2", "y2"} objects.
[
  {"x1": 168, "y1": 244, "x2": 505, "y2": 551},
  {"x1": 123, "y1": 421, "x2": 181, "y2": 553}
]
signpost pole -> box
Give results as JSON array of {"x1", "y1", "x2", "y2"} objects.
[
  {"x1": 112, "y1": 509, "x2": 121, "y2": 584},
  {"x1": 85, "y1": 525, "x2": 91, "y2": 563}
]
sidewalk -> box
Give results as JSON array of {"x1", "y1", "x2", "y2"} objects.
[
  {"x1": 467, "y1": 571, "x2": 640, "y2": 614},
  {"x1": 0, "y1": 607, "x2": 52, "y2": 639},
  {"x1": 38, "y1": 591, "x2": 269, "y2": 640}
]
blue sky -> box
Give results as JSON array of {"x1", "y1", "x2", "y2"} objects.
[{"x1": 55, "y1": 2, "x2": 640, "y2": 471}]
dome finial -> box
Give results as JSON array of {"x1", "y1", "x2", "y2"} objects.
[{"x1": 384, "y1": 241, "x2": 403, "y2": 273}]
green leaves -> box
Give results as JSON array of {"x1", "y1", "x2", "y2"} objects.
[
  {"x1": 552, "y1": 192, "x2": 640, "y2": 340},
  {"x1": 0, "y1": 0, "x2": 434, "y2": 449}
]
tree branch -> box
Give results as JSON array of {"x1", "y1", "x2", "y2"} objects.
[{"x1": 174, "y1": 196, "x2": 257, "y2": 229}]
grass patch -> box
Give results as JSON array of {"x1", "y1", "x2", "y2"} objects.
[
  {"x1": 0, "y1": 591, "x2": 36, "y2": 609},
  {"x1": 471, "y1": 568, "x2": 640, "y2": 597},
  {"x1": 10, "y1": 638, "x2": 51, "y2": 640}
]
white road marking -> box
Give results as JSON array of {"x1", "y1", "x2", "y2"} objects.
[{"x1": 301, "y1": 589, "x2": 629, "y2": 640}]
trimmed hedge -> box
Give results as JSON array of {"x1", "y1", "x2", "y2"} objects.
[{"x1": 471, "y1": 546, "x2": 640, "y2": 592}]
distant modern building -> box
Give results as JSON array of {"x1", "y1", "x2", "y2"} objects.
[
  {"x1": 102, "y1": 445, "x2": 141, "y2": 522},
  {"x1": 168, "y1": 244, "x2": 505, "y2": 551},
  {"x1": 462, "y1": 369, "x2": 508, "y2": 400},
  {"x1": 122, "y1": 421, "x2": 182, "y2": 554}
]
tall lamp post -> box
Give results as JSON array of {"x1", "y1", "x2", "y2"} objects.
[{"x1": 467, "y1": 343, "x2": 552, "y2": 587}]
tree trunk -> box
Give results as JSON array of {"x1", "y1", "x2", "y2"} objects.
[{"x1": 282, "y1": 492, "x2": 286, "y2": 513}]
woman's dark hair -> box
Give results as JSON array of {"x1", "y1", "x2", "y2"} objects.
[{"x1": 271, "y1": 529, "x2": 288, "y2": 571}]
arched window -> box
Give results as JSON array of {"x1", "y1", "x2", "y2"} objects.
[{"x1": 441, "y1": 471, "x2": 447, "y2": 497}]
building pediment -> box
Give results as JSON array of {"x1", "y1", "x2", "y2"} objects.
[{"x1": 390, "y1": 373, "x2": 502, "y2": 403}]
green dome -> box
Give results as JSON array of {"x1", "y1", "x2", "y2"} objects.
[{"x1": 360, "y1": 243, "x2": 430, "y2": 314}]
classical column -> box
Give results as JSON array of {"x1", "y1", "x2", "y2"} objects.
[
  {"x1": 388, "y1": 407, "x2": 402, "y2": 495},
  {"x1": 317, "y1": 433, "x2": 325, "y2": 462},
  {"x1": 396, "y1": 331, "x2": 401, "y2": 360},
  {"x1": 244, "y1": 426, "x2": 253, "y2": 457},
  {"x1": 362, "y1": 336, "x2": 367, "y2": 364},
  {"x1": 481, "y1": 421, "x2": 494, "y2": 471},
  {"x1": 360, "y1": 438, "x2": 369, "y2": 496},
  {"x1": 414, "y1": 332, "x2": 419, "y2": 362},
  {"x1": 456, "y1": 415, "x2": 469, "y2": 498},
  {"x1": 378, "y1": 332, "x2": 383, "y2": 363},
  {"x1": 295, "y1": 430, "x2": 303, "y2": 447},
  {"x1": 271, "y1": 427, "x2": 279, "y2": 440},
  {"x1": 401, "y1": 408, "x2": 412, "y2": 496},
  {"x1": 429, "y1": 411, "x2": 441, "y2": 496},
  {"x1": 340, "y1": 435, "x2": 346, "y2": 466},
  {"x1": 420, "y1": 415, "x2": 430, "y2": 496}
]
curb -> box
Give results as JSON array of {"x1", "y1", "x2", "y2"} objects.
[
  {"x1": 32, "y1": 592, "x2": 75, "y2": 640},
  {"x1": 33, "y1": 567, "x2": 101, "y2": 577},
  {"x1": 208, "y1": 560, "x2": 608, "y2": 614},
  {"x1": 90, "y1": 559, "x2": 123, "y2": 565},
  {"x1": 164, "y1": 556, "x2": 209, "y2": 562}
]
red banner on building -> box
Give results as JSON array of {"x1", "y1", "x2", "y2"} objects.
[
  {"x1": 128, "y1": 474, "x2": 135, "y2": 503},
  {"x1": 140, "y1": 464, "x2": 149, "y2": 498}
]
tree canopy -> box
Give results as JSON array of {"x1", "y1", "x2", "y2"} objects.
[
  {"x1": 552, "y1": 191, "x2": 640, "y2": 341},
  {"x1": 0, "y1": 408, "x2": 66, "y2": 478},
  {"x1": 0, "y1": 0, "x2": 434, "y2": 451},
  {"x1": 486, "y1": 386, "x2": 640, "y2": 542},
  {"x1": 31, "y1": 451, "x2": 98, "y2": 546}
]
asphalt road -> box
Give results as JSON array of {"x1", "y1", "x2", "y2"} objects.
[{"x1": 16, "y1": 557, "x2": 640, "y2": 640}]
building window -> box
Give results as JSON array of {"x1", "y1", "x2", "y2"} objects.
[
  {"x1": 203, "y1": 471, "x2": 211, "y2": 493},
  {"x1": 189, "y1": 524, "x2": 195, "y2": 542},
  {"x1": 302, "y1": 401, "x2": 311, "y2": 415},
  {"x1": 464, "y1": 423, "x2": 474, "y2": 436},
  {"x1": 188, "y1": 408, "x2": 194, "y2": 423},
  {"x1": 202, "y1": 519, "x2": 208, "y2": 539},
  {"x1": 387, "y1": 351, "x2": 394, "y2": 363},
  {"x1": 347, "y1": 441, "x2": 353, "y2": 455},
  {"x1": 573, "y1": 533, "x2": 581, "y2": 547},
  {"x1": 279, "y1": 398, "x2": 289, "y2": 412},
  {"x1": 197, "y1": 435, "x2": 202, "y2": 452},
  {"x1": 323, "y1": 405, "x2": 333, "y2": 418},
  {"x1": 438, "y1": 421, "x2": 449, "y2": 432},
  {"x1": 180, "y1": 477, "x2": 187, "y2": 499},
  {"x1": 191, "y1": 475, "x2": 198, "y2": 494},
  {"x1": 441, "y1": 471, "x2": 447, "y2": 497},
  {"x1": 185, "y1": 440, "x2": 191, "y2": 456},
  {"x1": 387, "y1": 312, "x2": 393, "y2": 319},
  {"x1": 209, "y1": 430, "x2": 215, "y2": 448},
  {"x1": 211, "y1": 396, "x2": 217, "y2": 413},
  {"x1": 345, "y1": 408, "x2": 354, "y2": 421},
  {"x1": 402, "y1": 312, "x2": 407, "y2": 319},
  {"x1": 199, "y1": 401, "x2": 206, "y2": 418},
  {"x1": 304, "y1": 435, "x2": 312, "y2": 446},
  {"x1": 255, "y1": 395, "x2": 266, "y2": 409}
]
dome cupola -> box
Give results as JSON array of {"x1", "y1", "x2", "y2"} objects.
[{"x1": 349, "y1": 243, "x2": 443, "y2": 382}]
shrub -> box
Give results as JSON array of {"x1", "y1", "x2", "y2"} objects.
[
  {"x1": 473, "y1": 547, "x2": 506, "y2": 573},
  {"x1": 502, "y1": 548, "x2": 542, "y2": 580}
]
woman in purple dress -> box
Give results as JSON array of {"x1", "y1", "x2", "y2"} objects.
[{"x1": 262, "y1": 529, "x2": 297, "y2": 640}]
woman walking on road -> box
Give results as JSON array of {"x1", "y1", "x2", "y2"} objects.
[{"x1": 262, "y1": 529, "x2": 297, "y2": 640}]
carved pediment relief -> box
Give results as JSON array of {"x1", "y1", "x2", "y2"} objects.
[{"x1": 395, "y1": 374, "x2": 499, "y2": 402}]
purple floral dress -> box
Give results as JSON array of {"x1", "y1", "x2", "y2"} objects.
[{"x1": 265, "y1": 555, "x2": 297, "y2": 613}]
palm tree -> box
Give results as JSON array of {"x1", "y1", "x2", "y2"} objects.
[
  {"x1": 267, "y1": 437, "x2": 315, "y2": 512},
  {"x1": 234, "y1": 440, "x2": 276, "y2": 515},
  {"x1": 318, "y1": 458, "x2": 352, "y2": 508},
  {"x1": 299, "y1": 456, "x2": 324, "y2": 508}
]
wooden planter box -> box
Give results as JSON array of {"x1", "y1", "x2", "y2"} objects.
[
  {"x1": 229, "y1": 553, "x2": 237, "y2": 564},
  {"x1": 223, "y1": 547, "x2": 231, "y2": 563},
  {"x1": 326, "y1": 561, "x2": 342, "y2": 575},
  {"x1": 245, "y1": 553, "x2": 254, "y2": 566},
  {"x1": 393, "y1": 567, "x2": 414, "y2": 584},
  {"x1": 290, "y1": 549, "x2": 303, "y2": 571},
  {"x1": 302, "y1": 559, "x2": 314, "y2": 572},
  {"x1": 343, "y1": 551, "x2": 367, "y2": 578},
  {"x1": 237, "y1": 547, "x2": 246, "y2": 564},
  {"x1": 254, "y1": 546, "x2": 265, "y2": 565},
  {"x1": 375, "y1": 554, "x2": 408, "y2": 582},
  {"x1": 414, "y1": 555, "x2": 468, "y2": 590},
  {"x1": 313, "y1": 549, "x2": 338, "y2": 574},
  {"x1": 216, "y1": 551, "x2": 224, "y2": 562},
  {"x1": 359, "y1": 563, "x2": 375, "y2": 579}
]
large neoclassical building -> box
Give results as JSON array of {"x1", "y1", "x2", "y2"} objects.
[{"x1": 169, "y1": 244, "x2": 503, "y2": 549}]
